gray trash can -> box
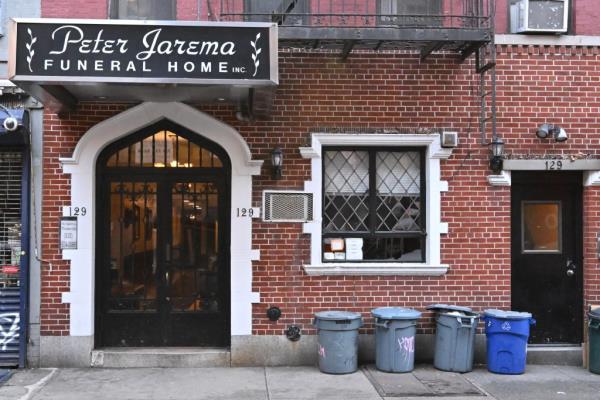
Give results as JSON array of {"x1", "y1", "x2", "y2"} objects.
[
  {"x1": 427, "y1": 304, "x2": 480, "y2": 373},
  {"x1": 372, "y1": 307, "x2": 421, "y2": 373},
  {"x1": 313, "y1": 311, "x2": 363, "y2": 374}
]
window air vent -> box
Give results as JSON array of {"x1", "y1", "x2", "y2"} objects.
[{"x1": 263, "y1": 191, "x2": 313, "y2": 222}]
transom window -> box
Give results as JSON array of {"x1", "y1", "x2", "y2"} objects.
[
  {"x1": 322, "y1": 147, "x2": 425, "y2": 262},
  {"x1": 110, "y1": 0, "x2": 176, "y2": 20},
  {"x1": 106, "y1": 130, "x2": 223, "y2": 169}
]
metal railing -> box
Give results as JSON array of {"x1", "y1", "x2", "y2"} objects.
[{"x1": 215, "y1": 0, "x2": 492, "y2": 30}]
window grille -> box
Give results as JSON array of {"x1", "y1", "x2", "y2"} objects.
[{"x1": 322, "y1": 148, "x2": 425, "y2": 262}]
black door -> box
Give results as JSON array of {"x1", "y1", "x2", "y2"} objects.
[
  {"x1": 95, "y1": 121, "x2": 230, "y2": 347},
  {"x1": 511, "y1": 171, "x2": 583, "y2": 344}
]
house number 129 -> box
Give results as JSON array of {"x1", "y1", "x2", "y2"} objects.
[
  {"x1": 236, "y1": 207, "x2": 260, "y2": 218},
  {"x1": 67, "y1": 207, "x2": 87, "y2": 216},
  {"x1": 545, "y1": 160, "x2": 563, "y2": 170},
  {"x1": 236, "y1": 208, "x2": 254, "y2": 217}
]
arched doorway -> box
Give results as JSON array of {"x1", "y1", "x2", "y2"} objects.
[{"x1": 95, "y1": 119, "x2": 231, "y2": 347}]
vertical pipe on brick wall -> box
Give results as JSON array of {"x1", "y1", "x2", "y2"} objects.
[
  {"x1": 490, "y1": 0, "x2": 498, "y2": 142},
  {"x1": 19, "y1": 149, "x2": 30, "y2": 368}
]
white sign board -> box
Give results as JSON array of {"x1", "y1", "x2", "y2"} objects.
[
  {"x1": 345, "y1": 238, "x2": 364, "y2": 260},
  {"x1": 60, "y1": 216, "x2": 78, "y2": 249}
]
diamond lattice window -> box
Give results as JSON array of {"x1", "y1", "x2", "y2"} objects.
[{"x1": 323, "y1": 148, "x2": 425, "y2": 262}]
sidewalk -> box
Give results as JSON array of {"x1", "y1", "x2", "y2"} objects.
[{"x1": 0, "y1": 364, "x2": 598, "y2": 400}]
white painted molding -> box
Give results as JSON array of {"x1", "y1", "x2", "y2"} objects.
[
  {"x1": 302, "y1": 133, "x2": 453, "y2": 158},
  {"x1": 250, "y1": 250, "x2": 261, "y2": 261},
  {"x1": 298, "y1": 146, "x2": 319, "y2": 159},
  {"x1": 440, "y1": 180, "x2": 449, "y2": 192},
  {"x1": 250, "y1": 292, "x2": 261, "y2": 303},
  {"x1": 439, "y1": 223, "x2": 449, "y2": 235},
  {"x1": 584, "y1": 171, "x2": 600, "y2": 187},
  {"x1": 59, "y1": 101, "x2": 261, "y2": 337},
  {"x1": 504, "y1": 159, "x2": 600, "y2": 171},
  {"x1": 304, "y1": 263, "x2": 449, "y2": 276},
  {"x1": 496, "y1": 34, "x2": 600, "y2": 47},
  {"x1": 488, "y1": 171, "x2": 512, "y2": 186},
  {"x1": 301, "y1": 132, "x2": 452, "y2": 275},
  {"x1": 61, "y1": 292, "x2": 74, "y2": 303},
  {"x1": 60, "y1": 102, "x2": 263, "y2": 176}
]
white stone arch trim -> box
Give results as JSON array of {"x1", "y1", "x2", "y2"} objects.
[
  {"x1": 299, "y1": 133, "x2": 453, "y2": 276},
  {"x1": 59, "y1": 101, "x2": 262, "y2": 337}
]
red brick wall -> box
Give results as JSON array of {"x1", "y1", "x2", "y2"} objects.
[
  {"x1": 177, "y1": 0, "x2": 199, "y2": 20},
  {"x1": 40, "y1": 46, "x2": 600, "y2": 337},
  {"x1": 40, "y1": 104, "x2": 130, "y2": 336},
  {"x1": 42, "y1": 0, "x2": 107, "y2": 18},
  {"x1": 574, "y1": 0, "x2": 600, "y2": 35}
]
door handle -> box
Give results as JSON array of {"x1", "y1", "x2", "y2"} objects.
[
  {"x1": 165, "y1": 243, "x2": 171, "y2": 262},
  {"x1": 566, "y1": 259, "x2": 576, "y2": 277}
]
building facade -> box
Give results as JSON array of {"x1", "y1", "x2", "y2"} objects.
[{"x1": 7, "y1": 0, "x2": 600, "y2": 367}]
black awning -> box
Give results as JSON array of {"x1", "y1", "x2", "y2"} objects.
[{"x1": 0, "y1": 109, "x2": 29, "y2": 147}]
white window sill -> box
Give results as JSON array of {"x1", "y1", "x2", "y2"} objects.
[{"x1": 303, "y1": 263, "x2": 449, "y2": 276}]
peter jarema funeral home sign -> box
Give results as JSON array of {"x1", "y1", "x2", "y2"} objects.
[{"x1": 9, "y1": 19, "x2": 278, "y2": 85}]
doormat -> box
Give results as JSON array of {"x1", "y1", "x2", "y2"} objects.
[{"x1": 362, "y1": 365, "x2": 485, "y2": 397}]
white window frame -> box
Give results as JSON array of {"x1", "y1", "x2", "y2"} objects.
[{"x1": 300, "y1": 133, "x2": 454, "y2": 276}]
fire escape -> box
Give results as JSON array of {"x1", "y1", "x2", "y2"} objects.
[{"x1": 217, "y1": 0, "x2": 497, "y2": 142}]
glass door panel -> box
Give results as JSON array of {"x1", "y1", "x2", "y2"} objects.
[
  {"x1": 169, "y1": 182, "x2": 220, "y2": 313},
  {"x1": 108, "y1": 181, "x2": 158, "y2": 311}
]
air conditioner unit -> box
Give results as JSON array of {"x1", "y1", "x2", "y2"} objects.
[
  {"x1": 263, "y1": 191, "x2": 313, "y2": 222},
  {"x1": 511, "y1": 0, "x2": 568, "y2": 34}
]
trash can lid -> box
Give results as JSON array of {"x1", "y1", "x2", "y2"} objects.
[
  {"x1": 314, "y1": 310, "x2": 362, "y2": 321},
  {"x1": 483, "y1": 309, "x2": 532, "y2": 320},
  {"x1": 590, "y1": 308, "x2": 600, "y2": 319},
  {"x1": 371, "y1": 307, "x2": 421, "y2": 320},
  {"x1": 426, "y1": 304, "x2": 473, "y2": 313}
]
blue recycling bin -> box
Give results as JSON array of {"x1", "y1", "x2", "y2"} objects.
[{"x1": 483, "y1": 309, "x2": 536, "y2": 375}]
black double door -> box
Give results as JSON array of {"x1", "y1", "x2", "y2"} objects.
[
  {"x1": 96, "y1": 172, "x2": 229, "y2": 347},
  {"x1": 511, "y1": 172, "x2": 583, "y2": 344}
]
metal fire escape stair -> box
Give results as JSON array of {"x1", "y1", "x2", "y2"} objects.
[{"x1": 476, "y1": 26, "x2": 497, "y2": 144}]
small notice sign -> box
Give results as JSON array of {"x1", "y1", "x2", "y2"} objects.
[{"x1": 60, "y1": 216, "x2": 78, "y2": 249}]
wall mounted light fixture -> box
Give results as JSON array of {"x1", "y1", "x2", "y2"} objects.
[
  {"x1": 271, "y1": 147, "x2": 283, "y2": 179},
  {"x1": 489, "y1": 137, "x2": 505, "y2": 174},
  {"x1": 536, "y1": 124, "x2": 568, "y2": 142}
]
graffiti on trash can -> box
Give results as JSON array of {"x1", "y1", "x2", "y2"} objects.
[
  {"x1": 0, "y1": 312, "x2": 19, "y2": 351},
  {"x1": 318, "y1": 343, "x2": 326, "y2": 358},
  {"x1": 398, "y1": 336, "x2": 414, "y2": 359}
]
